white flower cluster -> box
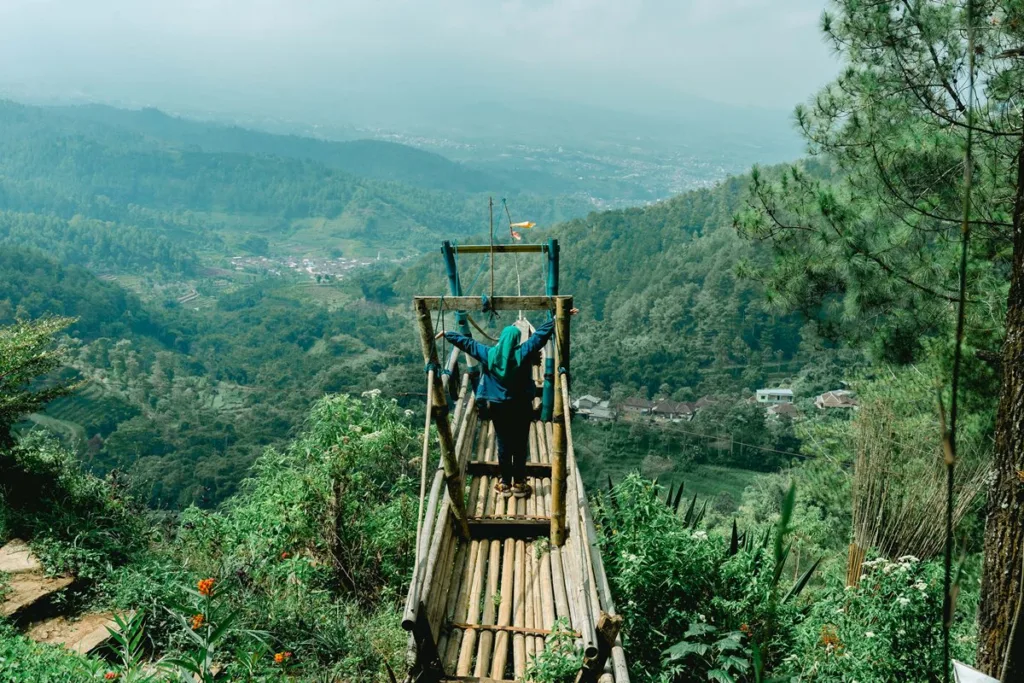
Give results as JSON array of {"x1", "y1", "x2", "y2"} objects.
[
  {"x1": 361, "y1": 388, "x2": 382, "y2": 399},
  {"x1": 692, "y1": 530, "x2": 709, "y2": 541}
]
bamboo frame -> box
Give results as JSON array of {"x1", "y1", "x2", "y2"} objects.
[
  {"x1": 414, "y1": 298, "x2": 471, "y2": 538},
  {"x1": 416, "y1": 295, "x2": 569, "y2": 312},
  {"x1": 452, "y1": 244, "x2": 549, "y2": 254},
  {"x1": 551, "y1": 296, "x2": 572, "y2": 545}
]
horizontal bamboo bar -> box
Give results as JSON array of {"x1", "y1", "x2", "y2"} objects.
[
  {"x1": 452, "y1": 244, "x2": 548, "y2": 254},
  {"x1": 415, "y1": 295, "x2": 568, "y2": 312}
]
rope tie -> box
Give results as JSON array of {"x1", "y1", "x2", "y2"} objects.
[{"x1": 424, "y1": 362, "x2": 441, "y2": 375}]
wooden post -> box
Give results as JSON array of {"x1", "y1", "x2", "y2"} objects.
[
  {"x1": 551, "y1": 296, "x2": 572, "y2": 546},
  {"x1": 414, "y1": 298, "x2": 471, "y2": 541},
  {"x1": 578, "y1": 612, "x2": 624, "y2": 683}
]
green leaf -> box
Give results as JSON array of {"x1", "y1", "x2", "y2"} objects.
[
  {"x1": 773, "y1": 482, "x2": 796, "y2": 566},
  {"x1": 783, "y1": 556, "x2": 822, "y2": 603},
  {"x1": 708, "y1": 668, "x2": 737, "y2": 683},
  {"x1": 663, "y1": 640, "x2": 710, "y2": 660},
  {"x1": 685, "y1": 622, "x2": 717, "y2": 638}
]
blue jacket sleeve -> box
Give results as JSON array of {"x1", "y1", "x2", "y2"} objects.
[
  {"x1": 444, "y1": 331, "x2": 491, "y2": 364},
  {"x1": 516, "y1": 318, "x2": 556, "y2": 362}
]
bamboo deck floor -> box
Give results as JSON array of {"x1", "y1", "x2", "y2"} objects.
[{"x1": 432, "y1": 419, "x2": 608, "y2": 682}]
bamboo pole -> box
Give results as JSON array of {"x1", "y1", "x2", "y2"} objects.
[
  {"x1": 540, "y1": 544, "x2": 556, "y2": 632},
  {"x1": 513, "y1": 537, "x2": 527, "y2": 680},
  {"x1": 414, "y1": 298, "x2": 470, "y2": 540},
  {"x1": 491, "y1": 536, "x2": 516, "y2": 679},
  {"x1": 564, "y1": 445, "x2": 598, "y2": 660},
  {"x1": 475, "y1": 539, "x2": 501, "y2": 677},
  {"x1": 550, "y1": 545, "x2": 572, "y2": 626},
  {"x1": 457, "y1": 540, "x2": 489, "y2": 674},
  {"x1": 526, "y1": 542, "x2": 537, "y2": 666},
  {"x1": 405, "y1": 491, "x2": 451, "y2": 630},
  {"x1": 551, "y1": 296, "x2": 572, "y2": 545}
]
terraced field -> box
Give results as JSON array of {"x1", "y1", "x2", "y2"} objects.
[{"x1": 43, "y1": 383, "x2": 138, "y2": 438}]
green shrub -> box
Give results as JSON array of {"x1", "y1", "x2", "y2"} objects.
[
  {"x1": 782, "y1": 555, "x2": 978, "y2": 682},
  {"x1": 596, "y1": 474, "x2": 806, "y2": 682},
  {"x1": 163, "y1": 393, "x2": 419, "y2": 678},
  {"x1": 0, "y1": 433, "x2": 148, "y2": 578},
  {"x1": 0, "y1": 622, "x2": 109, "y2": 682}
]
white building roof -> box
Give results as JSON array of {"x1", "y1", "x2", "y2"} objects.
[{"x1": 757, "y1": 388, "x2": 793, "y2": 396}]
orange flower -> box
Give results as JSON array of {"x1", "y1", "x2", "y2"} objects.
[
  {"x1": 819, "y1": 624, "x2": 842, "y2": 651},
  {"x1": 197, "y1": 578, "x2": 215, "y2": 596},
  {"x1": 740, "y1": 623, "x2": 750, "y2": 634},
  {"x1": 104, "y1": 674, "x2": 119, "y2": 681},
  {"x1": 191, "y1": 613, "x2": 205, "y2": 630},
  {"x1": 274, "y1": 651, "x2": 293, "y2": 664},
  {"x1": 280, "y1": 551, "x2": 290, "y2": 560}
]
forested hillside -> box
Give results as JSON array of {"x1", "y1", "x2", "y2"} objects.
[{"x1": 0, "y1": 100, "x2": 592, "y2": 264}]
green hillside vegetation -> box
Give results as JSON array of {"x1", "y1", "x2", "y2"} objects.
[{"x1": 0, "y1": 99, "x2": 593, "y2": 266}]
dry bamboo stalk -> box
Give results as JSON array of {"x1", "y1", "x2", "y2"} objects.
[
  {"x1": 416, "y1": 496, "x2": 452, "y2": 627},
  {"x1": 531, "y1": 421, "x2": 541, "y2": 464},
  {"x1": 565, "y1": 462, "x2": 598, "y2": 657},
  {"x1": 526, "y1": 543, "x2": 537, "y2": 665},
  {"x1": 428, "y1": 522, "x2": 458, "y2": 640},
  {"x1": 542, "y1": 422, "x2": 552, "y2": 465},
  {"x1": 448, "y1": 372, "x2": 471, "y2": 446},
  {"x1": 447, "y1": 535, "x2": 479, "y2": 672},
  {"x1": 534, "y1": 548, "x2": 545, "y2": 664},
  {"x1": 457, "y1": 540, "x2": 489, "y2": 674},
  {"x1": 475, "y1": 539, "x2": 501, "y2": 677},
  {"x1": 540, "y1": 545, "x2": 556, "y2": 632},
  {"x1": 443, "y1": 539, "x2": 471, "y2": 670},
  {"x1": 550, "y1": 546, "x2": 572, "y2": 627},
  {"x1": 561, "y1": 535, "x2": 585, "y2": 651},
  {"x1": 490, "y1": 537, "x2": 515, "y2": 679},
  {"x1": 513, "y1": 538, "x2": 527, "y2": 680}
]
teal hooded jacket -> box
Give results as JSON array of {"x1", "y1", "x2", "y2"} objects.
[{"x1": 443, "y1": 318, "x2": 555, "y2": 404}]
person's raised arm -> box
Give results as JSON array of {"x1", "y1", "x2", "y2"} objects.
[
  {"x1": 439, "y1": 330, "x2": 491, "y2": 364},
  {"x1": 517, "y1": 309, "x2": 580, "y2": 361}
]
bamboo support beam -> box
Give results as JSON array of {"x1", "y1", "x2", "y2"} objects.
[
  {"x1": 551, "y1": 296, "x2": 572, "y2": 546},
  {"x1": 452, "y1": 244, "x2": 549, "y2": 254},
  {"x1": 416, "y1": 295, "x2": 569, "y2": 312},
  {"x1": 414, "y1": 298, "x2": 471, "y2": 541}
]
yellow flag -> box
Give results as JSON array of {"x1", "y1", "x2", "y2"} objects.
[{"x1": 510, "y1": 221, "x2": 536, "y2": 229}]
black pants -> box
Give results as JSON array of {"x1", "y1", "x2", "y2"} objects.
[{"x1": 487, "y1": 400, "x2": 531, "y2": 486}]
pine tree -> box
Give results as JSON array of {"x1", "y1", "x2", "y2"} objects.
[
  {"x1": 736, "y1": 1, "x2": 1024, "y2": 675},
  {"x1": 0, "y1": 317, "x2": 78, "y2": 449}
]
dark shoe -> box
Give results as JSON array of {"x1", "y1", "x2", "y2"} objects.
[
  {"x1": 512, "y1": 482, "x2": 532, "y2": 499},
  {"x1": 495, "y1": 481, "x2": 513, "y2": 498}
]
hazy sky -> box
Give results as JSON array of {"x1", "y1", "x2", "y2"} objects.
[{"x1": 0, "y1": 0, "x2": 838, "y2": 126}]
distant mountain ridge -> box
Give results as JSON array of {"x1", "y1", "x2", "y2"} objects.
[{"x1": 52, "y1": 104, "x2": 509, "y2": 194}]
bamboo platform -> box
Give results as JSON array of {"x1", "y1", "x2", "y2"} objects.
[{"x1": 404, "y1": 255, "x2": 628, "y2": 682}]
